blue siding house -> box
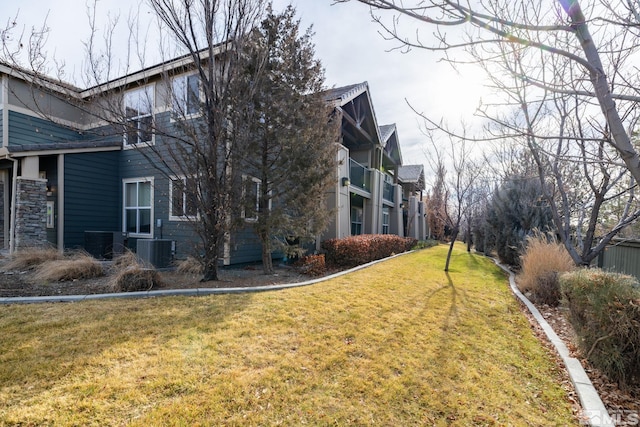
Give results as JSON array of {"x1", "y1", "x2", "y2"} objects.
[{"x1": 0, "y1": 56, "x2": 426, "y2": 264}]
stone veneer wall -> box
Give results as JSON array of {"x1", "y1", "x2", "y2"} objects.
[{"x1": 14, "y1": 178, "x2": 47, "y2": 250}]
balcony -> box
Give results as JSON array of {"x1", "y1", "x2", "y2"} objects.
[{"x1": 349, "y1": 159, "x2": 371, "y2": 193}]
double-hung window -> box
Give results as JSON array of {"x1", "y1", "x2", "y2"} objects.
[
  {"x1": 124, "y1": 85, "x2": 154, "y2": 146},
  {"x1": 172, "y1": 74, "x2": 201, "y2": 117},
  {"x1": 170, "y1": 176, "x2": 198, "y2": 220},
  {"x1": 124, "y1": 178, "x2": 153, "y2": 237}
]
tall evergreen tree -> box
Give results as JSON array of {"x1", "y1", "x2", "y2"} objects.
[
  {"x1": 483, "y1": 176, "x2": 554, "y2": 267},
  {"x1": 234, "y1": 4, "x2": 338, "y2": 274}
]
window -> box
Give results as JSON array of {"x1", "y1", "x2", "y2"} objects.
[
  {"x1": 351, "y1": 207, "x2": 363, "y2": 236},
  {"x1": 172, "y1": 74, "x2": 200, "y2": 117},
  {"x1": 170, "y1": 176, "x2": 198, "y2": 220},
  {"x1": 123, "y1": 178, "x2": 153, "y2": 236},
  {"x1": 242, "y1": 175, "x2": 270, "y2": 221},
  {"x1": 124, "y1": 86, "x2": 154, "y2": 146},
  {"x1": 382, "y1": 207, "x2": 390, "y2": 234}
]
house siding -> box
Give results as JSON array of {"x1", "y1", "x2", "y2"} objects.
[
  {"x1": 8, "y1": 110, "x2": 83, "y2": 147},
  {"x1": 64, "y1": 151, "x2": 120, "y2": 248},
  {"x1": 229, "y1": 226, "x2": 265, "y2": 265}
]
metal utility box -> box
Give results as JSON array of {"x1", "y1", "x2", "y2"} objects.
[
  {"x1": 84, "y1": 231, "x2": 126, "y2": 260},
  {"x1": 136, "y1": 239, "x2": 175, "y2": 269}
]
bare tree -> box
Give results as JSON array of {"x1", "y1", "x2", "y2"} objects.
[
  {"x1": 427, "y1": 138, "x2": 477, "y2": 271},
  {"x1": 337, "y1": 0, "x2": 640, "y2": 199},
  {"x1": 470, "y1": 33, "x2": 640, "y2": 266},
  {"x1": 2, "y1": 0, "x2": 269, "y2": 281}
]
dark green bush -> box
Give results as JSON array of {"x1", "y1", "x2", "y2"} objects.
[
  {"x1": 321, "y1": 235, "x2": 417, "y2": 267},
  {"x1": 560, "y1": 269, "x2": 640, "y2": 388}
]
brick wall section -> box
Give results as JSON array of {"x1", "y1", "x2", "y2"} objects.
[{"x1": 15, "y1": 178, "x2": 47, "y2": 249}]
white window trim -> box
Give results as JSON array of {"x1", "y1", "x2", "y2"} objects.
[
  {"x1": 169, "y1": 175, "x2": 198, "y2": 221},
  {"x1": 123, "y1": 84, "x2": 156, "y2": 149},
  {"x1": 170, "y1": 73, "x2": 203, "y2": 121},
  {"x1": 123, "y1": 177, "x2": 154, "y2": 238},
  {"x1": 241, "y1": 175, "x2": 271, "y2": 222}
]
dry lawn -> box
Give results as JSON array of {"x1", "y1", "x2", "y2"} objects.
[{"x1": 0, "y1": 244, "x2": 578, "y2": 425}]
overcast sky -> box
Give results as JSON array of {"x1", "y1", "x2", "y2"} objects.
[{"x1": 5, "y1": 0, "x2": 490, "y2": 178}]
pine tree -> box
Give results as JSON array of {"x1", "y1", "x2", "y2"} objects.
[{"x1": 234, "y1": 4, "x2": 338, "y2": 274}]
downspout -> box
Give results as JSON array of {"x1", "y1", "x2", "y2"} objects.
[{"x1": 9, "y1": 156, "x2": 17, "y2": 254}]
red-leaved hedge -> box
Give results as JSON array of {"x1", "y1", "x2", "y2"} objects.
[
  {"x1": 295, "y1": 254, "x2": 326, "y2": 276},
  {"x1": 321, "y1": 234, "x2": 417, "y2": 267}
]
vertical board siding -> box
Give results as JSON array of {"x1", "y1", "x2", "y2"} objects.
[
  {"x1": 9, "y1": 111, "x2": 84, "y2": 146},
  {"x1": 64, "y1": 152, "x2": 120, "y2": 248}
]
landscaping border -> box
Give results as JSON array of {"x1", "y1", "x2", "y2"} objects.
[
  {"x1": 493, "y1": 259, "x2": 614, "y2": 427},
  {"x1": 0, "y1": 252, "x2": 412, "y2": 305}
]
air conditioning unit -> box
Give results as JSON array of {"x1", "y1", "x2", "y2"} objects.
[
  {"x1": 136, "y1": 239, "x2": 175, "y2": 269},
  {"x1": 84, "y1": 231, "x2": 126, "y2": 260}
]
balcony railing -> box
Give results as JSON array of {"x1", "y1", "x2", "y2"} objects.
[{"x1": 349, "y1": 159, "x2": 371, "y2": 192}]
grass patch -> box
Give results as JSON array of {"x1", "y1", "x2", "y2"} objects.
[{"x1": 0, "y1": 244, "x2": 577, "y2": 425}]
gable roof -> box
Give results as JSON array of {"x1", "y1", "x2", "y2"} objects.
[
  {"x1": 398, "y1": 164, "x2": 425, "y2": 190},
  {"x1": 379, "y1": 123, "x2": 403, "y2": 166},
  {"x1": 323, "y1": 82, "x2": 383, "y2": 149},
  {"x1": 322, "y1": 82, "x2": 369, "y2": 106}
]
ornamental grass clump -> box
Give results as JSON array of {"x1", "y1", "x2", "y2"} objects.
[
  {"x1": 560, "y1": 269, "x2": 640, "y2": 389},
  {"x1": 32, "y1": 252, "x2": 104, "y2": 282},
  {"x1": 518, "y1": 233, "x2": 575, "y2": 306},
  {"x1": 176, "y1": 256, "x2": 204, "y2": 275},
  {"x1": 110, "y1": 250, "x2": 163, "y2": 292},
  {"x1": 3, "y1": 246, "x2": 63, "y2": 271}
]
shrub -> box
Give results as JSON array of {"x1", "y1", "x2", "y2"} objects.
[
  {"x1": 560, "y1": 269, "x2": 640, "y2": 388},
  {"x1": 33, "y1": 253, "x2": 104, "y2": 282},
  {"x1": 321, "y1": 235, "x2": 417, "y2": 267},
  {"x1": 3, "y1": 247, "x2": 63, "y2": 271},
  {"x1": 518, "y1": 234, "x2": 575, "y2": 306},
  {"x1": 110, "y1": 267, "x2": 164, "y2": 292},
  {"x1": 295, "y1": 254, "x2": 326, "y2": 276}
]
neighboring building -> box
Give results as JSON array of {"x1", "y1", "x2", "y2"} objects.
[
  {"x1": 0, "y1": 58, "x2": 426, "y2": 264},
  {"x1": 322, "y1": 82, "x2": 426, "y2": 242}
]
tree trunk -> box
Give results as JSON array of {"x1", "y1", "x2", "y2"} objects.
[
  {"x1": 201, "y1": 246, "x2": 219, "y2": 282},
  {"x1": 563, "y1": 1, "x2": 640, "y2": 186},
  {"x1": 259, "y1": 229, "x2": 274, "y2": 275},
  {"x1": 444, "y1": 228, "x2": 459, "y2": 272}
]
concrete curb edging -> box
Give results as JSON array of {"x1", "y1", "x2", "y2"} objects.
[
  {"x1": 492, "y1": 259, "x2": 614, "y2": 427},
  {"x1": 0, "y1": 251, "x2": 412, "y2": 305}
]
